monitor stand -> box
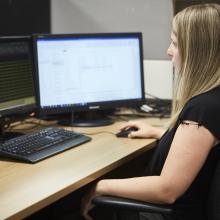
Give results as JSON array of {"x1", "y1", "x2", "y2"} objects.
[
  {"x1": 58, "y1": 111, "x2": 114, "y2": 127},
  {"x1": 37, "y1": 114, "x2": 63, "y2": 121}
]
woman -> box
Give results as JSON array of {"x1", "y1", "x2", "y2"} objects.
[{"x1": 81, "y1": 4, "x2": 220, "y2": 220}]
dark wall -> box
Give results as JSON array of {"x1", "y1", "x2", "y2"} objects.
[
  {"x1": 0, "y1": 0, "x2": 50, "y2": 36},
  {"x1": 173, "y1": 0, "x2": 220, "y2": 15}
]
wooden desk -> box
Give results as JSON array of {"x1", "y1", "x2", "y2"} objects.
[{"x1": 0, "y1": 117, "x2": 167, "y2": 220}]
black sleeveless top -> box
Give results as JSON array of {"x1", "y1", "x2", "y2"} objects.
[{"x1": 144, "y1": 86, "x2": 220, "y2": 220}]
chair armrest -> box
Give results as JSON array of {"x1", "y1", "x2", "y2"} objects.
[{"x1": 92, "y1": 196, "x2": 173, "y2": 215}]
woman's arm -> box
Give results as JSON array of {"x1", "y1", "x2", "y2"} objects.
[{"x1": 82, "y1": 122, "x2": 217, "y2": 219}]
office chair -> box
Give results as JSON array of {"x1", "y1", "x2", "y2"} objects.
[{"x1": 93, "y1": 157, "x2": 220, "y2": 220}]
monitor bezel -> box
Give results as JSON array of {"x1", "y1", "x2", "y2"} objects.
[
  {"x1": 33, "y1": 32, "x2": 145, "y2": 116},
  {"x1": 0, "y1": 35, "x2": 36, "y2": 119}
]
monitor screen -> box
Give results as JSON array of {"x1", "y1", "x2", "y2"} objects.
[
  {"x1": 0, "y1": 36, "x2": 36, "y2": 122},
  {"x1": 34, "y1": 33, "x2": 145, "y2": 126}
]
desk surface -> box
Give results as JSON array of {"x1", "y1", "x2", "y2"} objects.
[{"x1": 0, "y1": 117, "x2": 168, "y2": 220}]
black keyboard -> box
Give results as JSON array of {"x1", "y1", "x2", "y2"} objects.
[{"x1": 0, "y1": 127, "x2": 91, "y2": 163}]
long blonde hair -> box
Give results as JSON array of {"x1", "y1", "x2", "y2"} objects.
[{"x1": 170, "y1": 3, "x2": 220, "y2": 127}]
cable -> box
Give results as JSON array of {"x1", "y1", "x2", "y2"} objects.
[
  {"x1": 144, "y1": 93, "x2": 172, "y2": 117},
  {"x1": 145, "y1": 92, "x2": 161, "y2": 101},
  {"x1": 67, "y1": 126, "x2": 116, "y2": 136},
  {"x1": 82, "y1": 131, "x2": 116, "y2": 136},
  {"x1": 7, "y1": 120, "x2": 40, "y2": 131}
]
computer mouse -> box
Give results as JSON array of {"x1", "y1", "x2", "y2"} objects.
[{"x1": 116, "y1": 127, "x2": 138, "y2": 138}]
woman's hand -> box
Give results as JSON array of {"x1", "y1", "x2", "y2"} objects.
[
  {"x1": 81, "y1": 187, "x2": 96, "y2": 220},
  {"x1": 120, "y1": 120, "x2": 165, "y2": 139},
  {"x1": 81, "y1": 182, "x2": 102, "y2": 220}
]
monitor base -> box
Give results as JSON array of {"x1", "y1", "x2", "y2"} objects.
[
  {"x1": 38, "y1": 114, "x2": 64, "y2": 121},
  {"x1": 58, "y1": 111, "x2": 114, "y2": 127},
  {"x1": 58, "y1": 117, "x2": 113, "y2": 127}
]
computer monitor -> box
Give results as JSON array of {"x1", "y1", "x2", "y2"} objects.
[
  {"x1": 33, "y1": 33, "x2": 145, "y2": 126},
  {"x1": 0, "y1": 36, "x2": 36, "y2": 139}
]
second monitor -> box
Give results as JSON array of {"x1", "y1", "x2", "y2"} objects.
[
  {"x1": 33, "y1": 33, "x2": 145, "y2": 126},
  {"x1": 0, "y1": 36, "x2": 36, "y2": 140}
]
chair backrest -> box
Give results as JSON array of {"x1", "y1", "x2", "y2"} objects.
[{"x1": 208, "y1": 158, "x2": 220, "y2": 220}]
